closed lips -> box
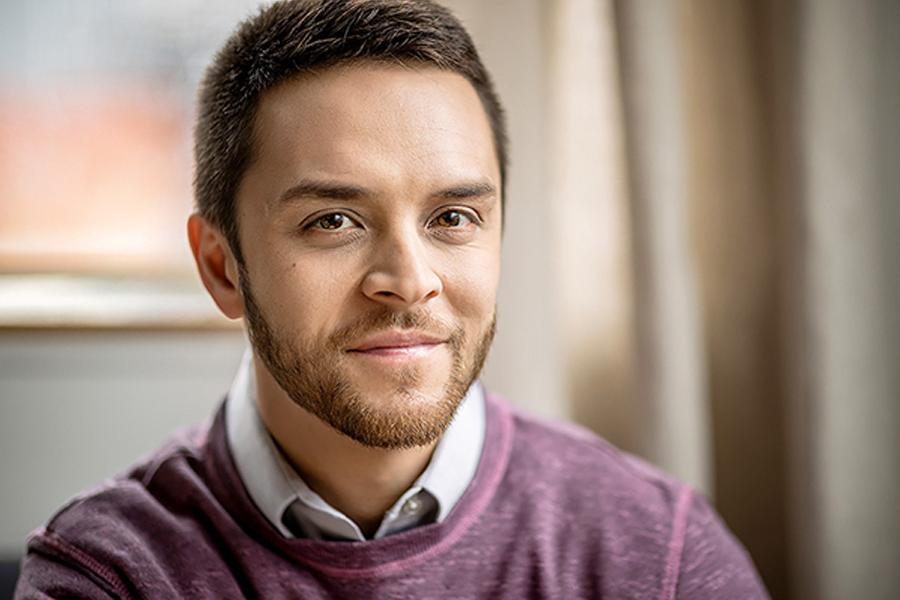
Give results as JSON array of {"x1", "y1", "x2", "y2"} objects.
[{"x1": 349, "y1": 332, "x2": 446, "y2": 352}]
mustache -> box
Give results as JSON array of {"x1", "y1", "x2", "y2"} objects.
[{"x1": 329, "y1": 309, "x2": 462, "y2": 349}]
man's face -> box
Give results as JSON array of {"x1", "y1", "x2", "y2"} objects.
[{"x1": 234, "y1": 63, "x2": 502, "y2": 449}]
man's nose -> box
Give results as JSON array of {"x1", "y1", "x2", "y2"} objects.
[{"x1": 360, "y1": 228, "x2": 442, "y2": 309}]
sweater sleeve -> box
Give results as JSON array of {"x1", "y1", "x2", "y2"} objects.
[{"x1": 673, "y1": 492, "x2": 770, "y2": 599}]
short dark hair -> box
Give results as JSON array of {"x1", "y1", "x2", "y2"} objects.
[{"x1": 194, "y1": 0, "x2": 507, "y2": 262}]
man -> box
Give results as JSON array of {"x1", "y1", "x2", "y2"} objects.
[{"x1": 17, "y1": 0, "x2": 768, "y2": 597}]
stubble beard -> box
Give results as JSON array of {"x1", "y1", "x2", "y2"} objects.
[{"x1": 239, "y1": 270, "x2": 496, "y2": 450}]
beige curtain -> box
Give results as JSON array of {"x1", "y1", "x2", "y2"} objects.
[{"x1": 543, "y1": 0, "x2": 899, "y2": 598}]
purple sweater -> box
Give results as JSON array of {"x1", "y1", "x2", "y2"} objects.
[{"x1": 16, "y1": 395, "x2": 768, "y2": 599}]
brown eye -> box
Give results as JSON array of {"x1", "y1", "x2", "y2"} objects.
[
  {"x1": 313, "y1": 213, "x2": 353, "y2": 231},
  {"x1": 435, "y1": 210, "x2": 471, "y2": 228}
]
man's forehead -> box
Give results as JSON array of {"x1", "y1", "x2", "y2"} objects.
[
  {"x1": 244, "y1": 61, "x2": 501, "y2": 203},
  {"x1": 254, "y1": 61, "x2": 491, "y2": 137}
]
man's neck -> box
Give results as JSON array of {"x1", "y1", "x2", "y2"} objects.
[{"x1": 252, "y1": 360, "x2": 436, "y2": 537}]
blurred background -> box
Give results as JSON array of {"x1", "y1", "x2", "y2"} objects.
[{"x1": 0, "y1": 1, "x2": 897, "y2": 598}]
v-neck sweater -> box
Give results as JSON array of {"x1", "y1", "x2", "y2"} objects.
[{"x1": 17, "y1": 394, "x2": 768, "y2": 599}]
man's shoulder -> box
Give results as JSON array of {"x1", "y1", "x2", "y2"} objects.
[
  {"x1": 490, "y1": 396, "x2": 692, "y2": 552},
  {"x1": 498, "y1": 396, "x2": 686, "y2": 509},
  {"x1": 488, "y1": 395, "x2": 769, "y2": 598},
  {"x1": 19, "y1": 419, "x2": 225, "y2": 597},
  {"x1": 30, "y1": 420, "x2": 213, "y2": 555}
]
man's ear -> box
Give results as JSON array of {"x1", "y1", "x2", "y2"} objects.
[{"x1": 187, "y1": 213, "x2": 244, "y2": 319}]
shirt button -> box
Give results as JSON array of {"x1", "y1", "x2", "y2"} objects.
[{"x1": 402, "y1": 496, "x2": 422, "y2": 515}]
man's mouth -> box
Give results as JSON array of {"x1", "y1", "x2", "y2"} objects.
[{"x1": 347, "y1": 330, "x2": 447, "y2": 360}]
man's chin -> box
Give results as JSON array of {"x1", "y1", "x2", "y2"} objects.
[
  {"x1": 323, "y1": 387, "x2": 461, "y2": 450},
  {"x1": 342, "y1": 375, "x2": 457, "y2": 412}
]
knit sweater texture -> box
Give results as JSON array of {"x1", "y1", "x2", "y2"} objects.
[{"x1": 16, "y1": 394, "x2": 768, "y2": 599}]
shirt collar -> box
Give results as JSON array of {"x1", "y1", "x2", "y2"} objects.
[
  {"x1": 225, "y1": 348, "x2": 485, "y2": 540},
  {"x1": 225, "y1": 349, "x2": 296, "y2": 538},
  {"x1": 410, "y1": 376, "x2": 485, "y2": 522}
]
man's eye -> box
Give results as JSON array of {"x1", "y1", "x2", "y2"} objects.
[
  {"x1": 433, "y1": 210, "x2": 474, "y2": 228},
  {"x1": 310, "y1": 213, "x2": 355, "y2": 231}
]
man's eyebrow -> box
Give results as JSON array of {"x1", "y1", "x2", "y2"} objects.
[
  {"x1": 277, "y1": 180, "x2": 370, "y2": 204},
  {"x1": 276, "y1": 179, "x2": 498, "y2": 204},
  {"x1": 433, "y1": 181, "x2": 498, "y2": 200}
]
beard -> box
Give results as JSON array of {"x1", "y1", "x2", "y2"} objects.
[{"x1": 239, "y1": 268, "x2": 496, "y2": 450}]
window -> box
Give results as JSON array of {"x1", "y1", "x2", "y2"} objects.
[{"x1": 1, "y1": 1, "x2": 257, "y2": 328}]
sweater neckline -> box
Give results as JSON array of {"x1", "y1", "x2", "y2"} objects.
[{"x1": 205, "y1": 392, "x2": 514, "y2": 579}]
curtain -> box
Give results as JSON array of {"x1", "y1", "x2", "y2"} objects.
[{"x1": 544, "y1": 0, "x2": 900, "y2": 598}]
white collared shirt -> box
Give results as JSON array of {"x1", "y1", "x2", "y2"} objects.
[{"x1": 225, "y1": 350, "x2": 486, "y2": 541}]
